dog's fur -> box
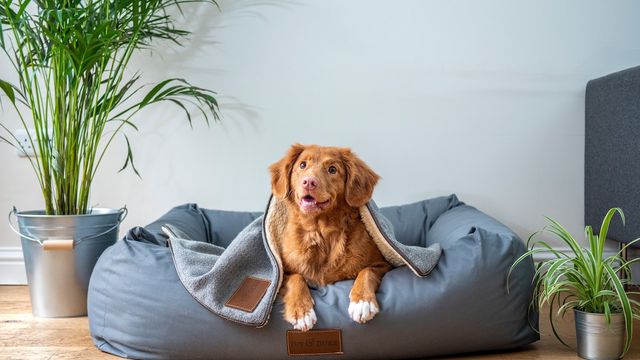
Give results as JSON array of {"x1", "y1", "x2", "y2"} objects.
[{"x1": 269, "y1": 144, "x2": 392, "y2": 331}]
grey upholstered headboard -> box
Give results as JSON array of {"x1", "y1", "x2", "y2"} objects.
[{"x1": 585, "y1": 65, "x2": 640, "y2": 247}]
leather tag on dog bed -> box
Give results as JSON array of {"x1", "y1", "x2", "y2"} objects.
[
  {"x1": 225, "y1": 276, "x2": 271, "y2": 313},
  {"x1": 287, "y1": 329, "x2": 343, "y2": 356}
]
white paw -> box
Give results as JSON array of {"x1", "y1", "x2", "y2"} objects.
[
  {"x1": 348, "y1": 300, "x2": 379, "y2": 324},
  {"x1": 289, "y1": 308, "x2": 317, "y2": 331}
]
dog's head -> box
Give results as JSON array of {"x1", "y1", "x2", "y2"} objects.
[{"x1": 269, "y1": 144, "x2": 380, "y2": 214}]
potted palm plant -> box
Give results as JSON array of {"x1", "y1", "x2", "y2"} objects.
[
  {"x1": 511, "y1": 208, "x2": 640, "y2": 359},
  {"x1": 0, "y1": 0, "x2": 219, "y2": 317}
]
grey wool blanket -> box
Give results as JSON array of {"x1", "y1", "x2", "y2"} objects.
[{"x1": 167, "y1": 196, "x2": 442, "y2": 327}]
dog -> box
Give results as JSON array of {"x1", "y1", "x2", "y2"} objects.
[{"x1": 269, "y1": 144, "x2": 392, "y2": 331}]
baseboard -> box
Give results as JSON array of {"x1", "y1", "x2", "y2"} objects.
[
  {"x1": 532, "y1": 247, "x2": 618, "y2": 262},
  {"x1": 0, "y1": 247, "x2": 27, "y2": 285}
]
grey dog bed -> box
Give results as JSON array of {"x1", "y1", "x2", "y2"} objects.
[{"x1": 88, "y1": 194, "x2": 538, "y2": 359}]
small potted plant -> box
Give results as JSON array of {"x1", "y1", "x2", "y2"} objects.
[
  {"x1": 511, "y1": 208, "x2": 640, "y2": 359},
  {"x1": 0, "y1": 0, "x2": 219, "y2": 317}
]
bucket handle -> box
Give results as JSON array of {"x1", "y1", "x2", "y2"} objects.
[{"x1": 8, "y1": 206, "x2": 128, "y2": 246}]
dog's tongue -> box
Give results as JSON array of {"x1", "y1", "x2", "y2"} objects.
[
  {"x1": 300, "y1": 195, "x2": 317, "y2": 211},
  {"x1": 300, "y1": 195, "x2": 330, "y2": 212}
]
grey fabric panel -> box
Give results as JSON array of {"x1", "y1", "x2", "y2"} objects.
[
  {"x1": 201, "y1": 209, "x2": 263, "y2": 248},
  {"x1": 88, "y1": 196, "x2": 538, "y2": 359},
  {"x1": 368, "y1": 201, "x2": 442, "y2": 276},
  {"x1": 144, "y1": 203, "x2": 212, "y2": 245},
  {"x1": 429, "y1": 203, "x2": 517, "y2": 248},
  {"x1": 379, "y1": 194, "x2": 462, "y2": 247},
  {"x1": 585, "y1": 66, "x2": 640, "y2": 247}
]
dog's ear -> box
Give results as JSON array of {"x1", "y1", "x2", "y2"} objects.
[
  {"x1": 269, "y1": 144, "x2": 305, "y2": 199},
  {"x1": 342, "y1": 149, "x2": 380, "y2": 207}
]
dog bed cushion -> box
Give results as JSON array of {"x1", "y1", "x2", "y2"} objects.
[{"x1": 88, "y1": 194, "x2": 538, "y2": 359}]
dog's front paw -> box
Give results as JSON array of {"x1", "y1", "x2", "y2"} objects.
[
  {"x1": 285, "y1": 306, "x2": 317, "y2": 331},
  {"x1": 348, "y1": 299, "x2": 379, "y2": 324}
]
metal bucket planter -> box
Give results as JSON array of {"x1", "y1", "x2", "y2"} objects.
[
  {"x1": 9, "y1": 207, "x2": 126, "y2": 318},
  {"x1": 575, "y1": 309, "x2": 625, "y2": 360}
]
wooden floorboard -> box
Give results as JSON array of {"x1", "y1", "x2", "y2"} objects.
[
  {"x1": 0, "y1": 287, "x2": 112, "y2": 360},
  {"x1": 0, "y1": 285, "x2": 638, "y2": 359}
]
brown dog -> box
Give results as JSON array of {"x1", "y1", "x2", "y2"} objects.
[{"x1": 269, "y1": 144, "x2": 392, "y2": 331}]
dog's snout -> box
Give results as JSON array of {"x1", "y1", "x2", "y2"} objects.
[{"x1": 302, "y1": 176, "x2": 318, "y2": 190}]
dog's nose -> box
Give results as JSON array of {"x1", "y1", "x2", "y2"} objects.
[{"x1": 302, "y1": 176, "x2": 318, "y2": 190}]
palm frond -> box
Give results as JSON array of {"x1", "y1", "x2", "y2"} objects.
[{"x1": 0, "y1": 0, "x2": 220, "y2": 214}]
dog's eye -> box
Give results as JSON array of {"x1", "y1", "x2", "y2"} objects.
[
  {"x1": 328, "y1": 165, "x2": 337, "y2": 174},
  {"x1": 299, "y1": 161, "x2": 307, "y2": 169}
]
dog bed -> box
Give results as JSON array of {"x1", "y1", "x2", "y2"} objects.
[{"x1": 88, "y1": 194, "x2": 538, "y2": 359}]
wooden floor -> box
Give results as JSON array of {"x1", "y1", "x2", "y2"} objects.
[{"x1": 1, "y1": 286, "x2": 638, "y2": 359}]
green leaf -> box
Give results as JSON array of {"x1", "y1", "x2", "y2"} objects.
[
  {"x1": 107, "y1": 118, "x2": 139, "y2": 131},
  {"x1": 603, "y1": 262, "x2": 633, "y2": 356},
  {"x1": 604, "y1": 301, "x2": 611, "y2": 324},
  {"x1": 97, "y1": 75, "x2": 142, "y2": 114},
  {"x1": 549, "y1": 292, "x2": 570, "y2": 348},
  {"x1": 598, "y1": 208, "x2": 624, "y2": 256},
  {"x1": 118, "y1": 134, "x2": 141, "y2": 178},
  {"x1": 585, "y1": 225, "x2": 597, "y2": 260},
  {"x1": 15, "y1": 0, "x2": 30, "y2": 19},
  {"x1": 0, "y1": 78, "x2": 16, "y2": 104},
  {"x1": 557, "y1": 299, "x2": 579, "y2": 317},
  {"x1": 139, "y1": 78, "x2": 174, "y2": 108},
  {"x1": 544, "y1": 219, "x2": 582, "y2": 256},
  {"x1": 0, "y1": 17, "x2": 4, "y2": 47},
  {"x1": 507, "y1": 248, "x2": 545, "y2": 292},
  {"x1": 0, "y1": 134, "x2": 17, "y2": 148},
  {"x1": 166, "y1": 98, "x2": 193, "y2": 127}
]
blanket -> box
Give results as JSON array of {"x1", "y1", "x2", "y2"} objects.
[{"x1": 167, "y1": 196, "x2": 442, "y2": 327}]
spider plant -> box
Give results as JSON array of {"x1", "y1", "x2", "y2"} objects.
[
  {"x1": 0, "y1": 0, "x2": 220, "y2": 215},
  {"x1": 510, "y1": 208, "x2": 640, "y2": 356}
]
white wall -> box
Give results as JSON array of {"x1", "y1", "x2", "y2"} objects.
[{"x1": 1, "y1": 0, "x2": 640, "y2": 282}]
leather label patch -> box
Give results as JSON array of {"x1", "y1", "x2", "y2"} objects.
[
  {"x1": 287, "y1": 329, "x2": 343, "y2": 356},
  {"x1": 225, "y1": 276, "x2": 271, "y2": 313}
]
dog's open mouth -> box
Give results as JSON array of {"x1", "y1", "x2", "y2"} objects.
[{"x1": 299, "y1": 194, "x2": 330, "y2": 212}]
